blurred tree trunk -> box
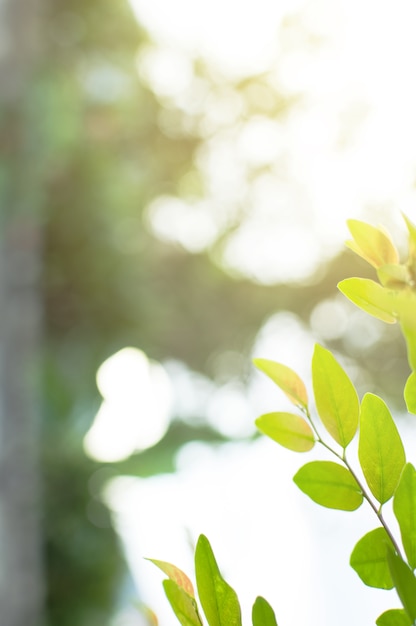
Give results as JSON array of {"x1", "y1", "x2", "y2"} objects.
[{"x1": 0, "y1": 0, "x2": 45, "y2": 624}]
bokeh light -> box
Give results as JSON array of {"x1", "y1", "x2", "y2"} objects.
[{"x1": 84, "y1": 348, "x2": 173, "y2": 462}]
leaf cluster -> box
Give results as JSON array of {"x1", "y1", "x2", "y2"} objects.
[
  {"x1": 339, "y1": 216, "x2": 416, "y2": 407},
  {"x1": 252, "y1": 215, "x2": 416, "y2": 625},
  {"x1": 149, "y1": 215, "x2": 416, "y2": 626},
  {"x1": 149, "y1": 535, "x2": 278, "y2": 626}
]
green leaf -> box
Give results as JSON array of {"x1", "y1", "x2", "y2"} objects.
[
  {"x1": 311, "y1": 344, "x2": 359, "y2": 447},
  {"x1": 393, "y1": 463, "x2": 416, "y2": 569},
  {"x1": 195, "y1": 535, "x2": 242, "y2": 626},
  {"x1": 358, "y1": 393, "x2": 406, "y2": 504},
  {"x1": 293, "y1": 461, "x2": 363, "y2": 511},
  {"x1": 148, "y1": 559, "x2": 195, "y2": 597},
  {"x1": 255, "y1": 412, "x2": 315, "y2": 452},
  {"x1": 252, "y1": 596, "x2": 278, "y2": 626},
  {"x1": 253, "y1": 358, "x2": 308, "y2": 409},
  {"x1": 402, "y1": 322, "x2": 416, "y2": 373},
  {"x1": 393, "y1": 289, "x2": 416, "y2": 371},
  {"x1": 338, "y1": 278, "x2": 397, "y2": 323},
  {"x1": 404, "y1": 373, "x2": 416, "y2": 414},
  {"x1": 387, "y1": 548, "x2": 416, "y2": 623},
  {"x1": 403, "y1": 213, "x2": 416, "y2": 278},
  {"x1": 403, "y1": 213, "x2": 416, "y2": 248},
  {"x1": 377, "y1": 264, "x2": 410, "y2": 289},
  {"x1": 399, "y1": 307, "x2": 416, "y2": 373},
  {"x1": 346, "y1": 219, "x2": 399, "y2": 268},
  {"x1": 163, "y1": 580, "x2": 203, "y2": 626},
  {"x1": 350, "y1": 528, "x2": 394, "y2": 589},
  {"x1": 376, "y1": 609, "x2": 412, "y2": 626}
]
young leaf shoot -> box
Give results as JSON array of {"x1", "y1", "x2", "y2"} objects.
[
  {"x1": 253, "y1": 359, "x2": 308, "y2": 409},
  {"x1": 346, "y1": 219, "x2": 399, "y2": 268},
  {"x1": 337, "y1": 278, "x2": 397, "y2": 324}
]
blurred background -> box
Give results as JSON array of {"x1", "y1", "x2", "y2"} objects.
[{"x1": 1, "y1": 0, "x2": 416, "y2": 625}]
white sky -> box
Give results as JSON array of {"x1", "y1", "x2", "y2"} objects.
[{"x1": 86, "y1": 2, "x2": 416, "y2": 624}]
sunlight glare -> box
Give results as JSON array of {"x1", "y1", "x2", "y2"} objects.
[
  {"x1": 222, "y1": 220, "x2": 322, "y2": 284},
  {"x1": 145, "y1": 195, "x2": 220, "y2": 252},
  {"x1": 84, "y1": 348, "x2": 172, "y2": 462},
  {"x1": 205, "y1": 382, "x2": 254, "y2": 438},
  {"x1": 137, "y1": 45, "x2": 193, "y2": 98},
  {"x1": 130, "y1": 0, "x2": 416, "y2": 283},
  {"x1": 237, "y1": 117, "x2": 284, "y2": 167},
  {"x1": 130, "y1": 0, "x2": 304, "y2": 79}
]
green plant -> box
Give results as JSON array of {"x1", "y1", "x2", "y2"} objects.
[
  {"x1": 149, "y1": 215, "x2": 416, "y2": 626},
  {"x1": 149, "y1": 534, "x2": 278, "y2": 626}
]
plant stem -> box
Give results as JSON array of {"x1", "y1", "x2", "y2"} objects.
[
  {"x1": 342, "y1": 456, "x2": 403, "y2": 558},
  {"x1": 303, "y1": 407, "x2": 403, "y2": 558}
]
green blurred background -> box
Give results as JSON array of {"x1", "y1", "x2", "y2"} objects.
[{"x1": 0, "y1": 1, "x2": 411, "y2": 625}]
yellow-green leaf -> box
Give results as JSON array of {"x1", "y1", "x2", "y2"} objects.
[
  {"x1": 350, "y1": 528, "x2": 394, "y2": 589},
  {"x1": 377, "y1": 264, "x2": 410, "y2": 289},
  {"x1": 393, "y1": 463, "x2": 416, "y2": 569},
  {"x1": 255, "y1": 412, "x2": 315, "y2": 452},
  {"x1": 338, "y1": 278, "x2": 397, "y2": 323},
  {"x1": 396, "y1": 290, "x2": 416, "y2": 371},
  {"x1": 148, "y1": 559, "x2": 195, "y2": 597},
  {"x1": 252, "y1": 597, "x2": 278, "y2": 626},
  {"x1": 376, "y1": 609, "x2": 411, "y2": 626},
  {"x1": 404, "y1": 373, "x2": 416, "y2": 414},
  {"x1": 293, "y1": 461, "x2": 363, "y2": 511},
  {"x1": 253, "y1": 358, "x2": 308, "y2": 409},
  {"x1": 163, "y1": 580, "x2": 203, "y2": 626},
  {"x1": 137, "y1": 603, "x2": 159, "y2": 626},
  {"x1": 401, "y1": 319, "x2": 416, "y2": 373},
  {"x1": 312, "y1": 344, "x2": 359, "y2": 447},
  {"x1": 346, "y1": 219, "x2": 399, "y2": 268},
  {"x1": 195, "y1": 535, "x2": 242, "y2": 626},
  {"x1": 403, "y1": 213, "x2": 416, "y2": 278},
  {"x1": 387, "y1": 549, "x2": 416, "y2": 623},
  {"x1": 358, "y1": 393, "x2": 406, "y2": 504}
]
